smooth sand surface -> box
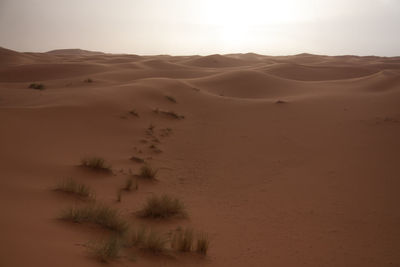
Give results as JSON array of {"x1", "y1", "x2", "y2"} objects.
[{"x1": 1, "y1": 47, "x2": 399, "y2": 266}]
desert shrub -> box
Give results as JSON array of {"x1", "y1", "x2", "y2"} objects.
[
  {"x1": 29, "y1": 83, "x2": 45, "y2": 90},
  {"x1": 55, "y1": 178, "x2": 92, "y2": 198},
  {"x1": 88, "y1": 236, "x2": 121, "y2": 262},
  {"x1": 139, "y1": 195, "x2": 186, "y2": 219},
  {"x1": 84, "y1": 78, "x2": 93, "y2": 83},
  {"x1": 80, "y1": 157, "x2": 111, "y2": 172},
  {"x1": 138, "y1": 164, "x2": 157, "y2": 179},
  {"x1": 60, "y1": 203, "x2": 128, "y2": 234}
]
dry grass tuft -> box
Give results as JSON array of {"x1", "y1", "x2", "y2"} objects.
[
  {"x1": 139, "y1": 195, "x2": 186, "y2": 219},
  {"x1": 123, "y1": 177, "x2": 138, "y2": 191},
  {"x1": 144, "y1": 230, "x2": 168, "y2": 253},
  {"x1": 80, "y1": 157, "x2": 111, "y2": 172},
  {"x1": 172, "y1": 228, "x2": 194, "y2": 252},
  {"x1": 29, "y1": 83, "x2": 45, "y2": 90},
  {"x1": 196, "y1": 233, "x2": 210, "y2": 255},
  {"x1": 60, "y1": 203, "x2": 128, "y2": 234},
  {"x1": 55, "y1": 178, "x2": 93, "y2": 198},
  {"x1": 130, "y1": 227, "x2": 167, "y2": 253},
  {"x1": 88, "y1": 236, "x2": 122, "y2": 262},
  {"x1": 138, "y1": 164, "x2": 158, "y2": 179}
]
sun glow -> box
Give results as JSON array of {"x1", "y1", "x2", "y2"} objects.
[
  {"x1": 200, "y1": 0, "x2": 314, "y2": 48},
  {"x1": 204, "y1": 0, "x2": 306, "y2": 26}
]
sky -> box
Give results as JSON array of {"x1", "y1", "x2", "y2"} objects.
[{"x1": 0, "y1": 0, "x2": 399, "y2": 56}]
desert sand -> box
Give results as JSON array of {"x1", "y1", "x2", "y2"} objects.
[{"x1": 0, "y1": 47, "x2": 399, "y2": 266}]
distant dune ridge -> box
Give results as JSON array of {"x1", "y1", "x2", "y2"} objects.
[
  {"x1": 46, "y1": 48, "x2": 106, "y2": 56},
  {"x1": 0, "y1": 47, "x2": 399, "y2": 267}
]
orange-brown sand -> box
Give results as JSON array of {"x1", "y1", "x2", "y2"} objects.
[{"x1": 0, "y1": 47, "x2": 399, "y2": 266}]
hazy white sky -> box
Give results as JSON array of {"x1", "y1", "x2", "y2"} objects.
[{"x1": 0, "y1": 0, "x2": 399, "y2": 56}]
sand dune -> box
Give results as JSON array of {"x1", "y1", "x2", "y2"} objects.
[
  {"x1": 0, "y1": 47, "x2": 399, "y2": 267},
  {"x1": 0, "y1": 47, "x2": 35, "y2": 67},
  {"x1": 187, "y1": 70, "x2": 301, "y2": 98},
  {"x1": 0, "y1": 63, "x2": 110, "y2": 82},
  {"x1": 138, "y1": 58, "x2": 191, "y2": 70},
  {"x1": 182, "y1": 54, "x2": 252, "y2": 68},
  {"x1": 46, "y1": 48, "x2": 105, "y2": 56},
  {"x1": 262, "y1": 63, "x2": 379, "y2": 81}
]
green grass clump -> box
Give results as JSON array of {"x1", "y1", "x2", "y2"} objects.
[
  {"x1": 139, "y1": 195, "x2": 186, "y2": 219},
  {"x1": 55, "y1": 178, "x2": 93, "y2": 198},
  {"x1": 88, "y1": 236, "x2": 121, "y2": 262},
  {"x1": 60, "y1": 203, "x2": 128, "y2": 234},
  {"x1": 80, "y1": 157, "x2": 111, "y2": 172},
  {"x1": 196, "y1": 233, "x2": 210, "y2": 255},
  {"x1": 29, "y1": 83, "x2": 45, "y2": 90},
  {"x1": 172, "y1": 228, "x2": 194, "y2": 252},
  {"x1": 138, "y1": 164, "x2": 157, "y2": 179}
]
